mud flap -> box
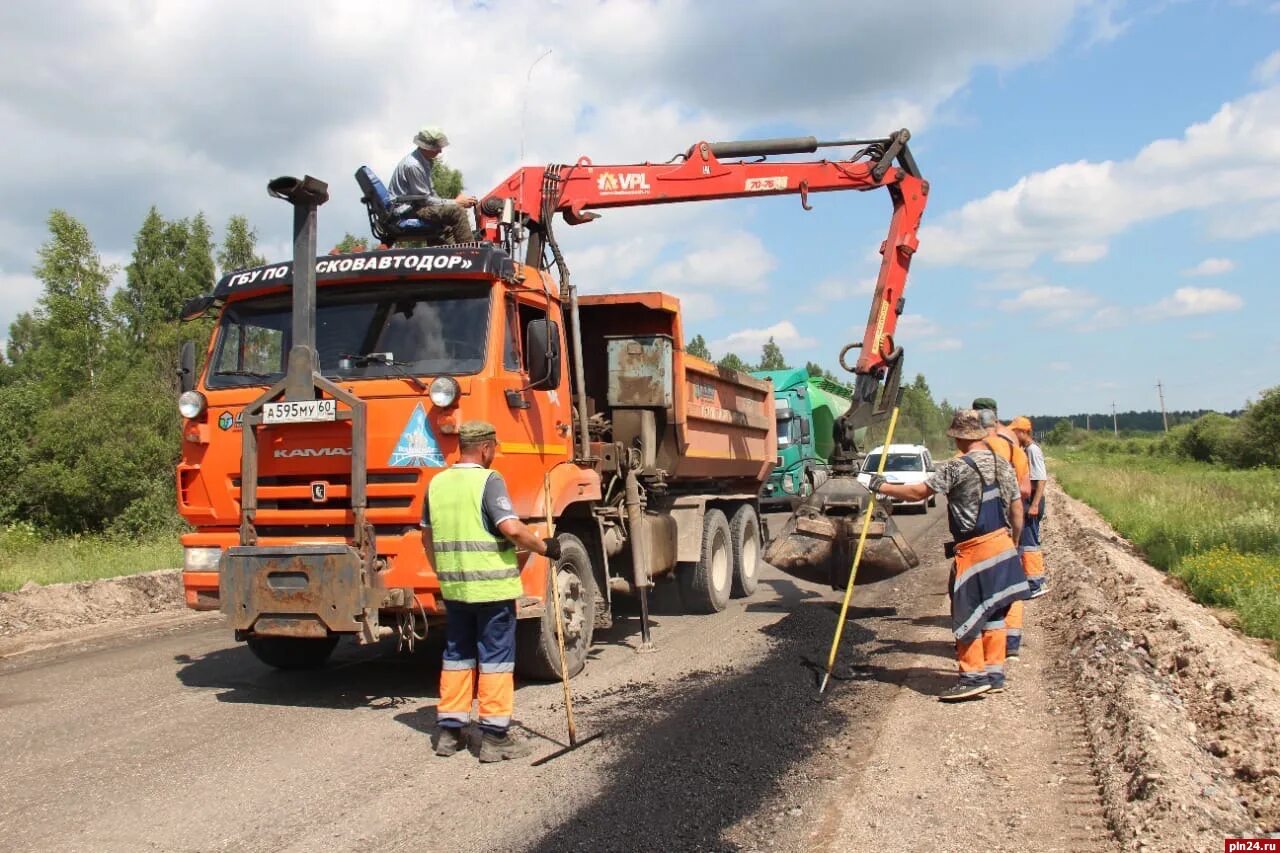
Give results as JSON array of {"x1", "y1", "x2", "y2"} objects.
[{"x1": 764, "y1": 475, "x2": 919, "y2": 589}]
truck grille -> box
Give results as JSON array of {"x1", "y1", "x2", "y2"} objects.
[{"x1": 230, "y1": 471, "x2": 422, "y2": 519}]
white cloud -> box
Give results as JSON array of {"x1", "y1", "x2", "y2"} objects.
[
  {"x1": 895, "y1": 314, "x2": 942, "y2": 338},
  {"x1": 709, "y1": 321, "x2": 817, "y2": 357},
  {"x1": 925, "y1": 337, "x2": 963, "y2": 351},
  {"x1": 1181, "y1": 257, "x2": 1235, "y2": 276},
  {"x1": 1256, "y1": 49, "x2": 1280, "y2": 84},
  {"x1": 1001, "y1": 285, "x2": 1100, "y2": 320},
  {"x1": 650, "y1": 231, "x2": 776, "y2": 293},
  {"x1": 921, "y1": 84, "x2": 1280, "y2": 268},
  {"x1": 797, "y1": 276, "x2": 877, "y2": 312},
  {"x1": 1148, "y1": 286, "x2": 1244, "y2": 318},
  {"x1": 0, "y1": 0, "x2": 1097, "y2": 330},
  {"x1": 1048, "y1": 361, "x2": 1071, "y2": 371},
  {"x1": 1054, "y1": 243, "x2": 1109, "y2": 263}
]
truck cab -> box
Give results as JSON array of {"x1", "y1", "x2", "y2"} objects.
[{"x1": 753, "y1": 368, "x2": 854, "y2": 508}]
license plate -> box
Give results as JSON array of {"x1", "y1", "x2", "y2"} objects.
[{"x1": 262, "y1": 399, "x2": 337, "y2": 424}]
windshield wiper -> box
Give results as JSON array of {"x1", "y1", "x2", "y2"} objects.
[
  {"x1": 216, "y1": 369, "x2": 274, "y2": 379},
  {"x1": 339, "y1": 353, "x2": 428, "y2": 392}
]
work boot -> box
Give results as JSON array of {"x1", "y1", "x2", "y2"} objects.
[
  {"x1": 433, "y1": 726, "x2": 469, "y2": 757},
  {"x1": 939, "y1": 680, "x2": 991, "y2": 702},
  {"x1": 478, "y1": 730, "x2": 533, "y2": 763}
]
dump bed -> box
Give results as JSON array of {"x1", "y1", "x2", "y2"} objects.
[{"x1": 578, "y1": 292, "x2": 776, "y2": 488}]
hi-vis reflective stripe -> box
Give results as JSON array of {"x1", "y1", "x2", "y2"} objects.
[
  {"x1": 501, "y1": 442, "x2": 568, "y2": 455},
  {"x1": 433, "y1": 540, "x2": 514, "y2": 553},
  {"x1": 436, "y1": 567, "x2": 522, "y2": 582},
  {"x1": 981, "y1": 487, "x2": 1001, "y2": 501}
]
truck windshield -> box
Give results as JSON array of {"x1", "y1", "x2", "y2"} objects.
[
  {"x1": 207, "y1": 282, "x2": 490, "y2": 388},
  {"x1": 862, "y1": 453, "x2": 925, "y2": 473}
]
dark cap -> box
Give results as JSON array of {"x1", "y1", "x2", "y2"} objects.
[{"x1": 971, "y1": 397, "x2": 998, "y2": 412}]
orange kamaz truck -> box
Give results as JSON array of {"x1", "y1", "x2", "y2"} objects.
[
  {"x1": 177, "y1": 131, "x2": 926, "y2": 675},
  {"x1": 176, "y1": 182, "x2": 775, "y2": 675}
]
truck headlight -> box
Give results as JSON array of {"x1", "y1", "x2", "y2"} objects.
[
  {"x1": 430, "y1": 376, "x2": 459, "y2": 408},
  {"x1": 184, "y1": 546, "x2": 223, "y2": 572},
  {"x1": 178, "y1": 391, "x2": 207, "y2": 420}
]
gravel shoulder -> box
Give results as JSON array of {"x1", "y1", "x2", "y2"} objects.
[{"x1": 1040, "y1": 480, "x2": 1280, "y2": 849}]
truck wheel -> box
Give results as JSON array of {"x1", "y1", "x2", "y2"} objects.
[
  {"x1": 679, "y1": 509, "x2": 733, "y2": 614},
  {"x1": 730, "y1": 505, "x2": 761, "y2": 598},
  {"x1": 516, "y1": 533, "x2": 597, "y2": 681},
  {"x1": 246, "y1": 634, "x2": 339, "y2": 670}
]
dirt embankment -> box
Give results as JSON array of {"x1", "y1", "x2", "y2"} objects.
[
  {"x1": 1042, "y1": 481, "x2": 1280, "y2": 849},
  {"x1": 0, "y1": 569, "x2": 190, "y2": 657}
]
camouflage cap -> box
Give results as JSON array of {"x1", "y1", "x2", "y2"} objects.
[
  {"x1": 1009, "y1": 416, "x2": 1033, "y2": 432},
  {"x1": 413, "y1": 126, "x2": 449, "y2": 149},
  {"x1": 458, "y1": 420, "x2": 497, "y2": 441},
  {"x1": 971, "y1": 397, "x2": 998, "y2": 412},
  {"x1": 947, "y1": 409, "x2": 989, "y2": 440}
]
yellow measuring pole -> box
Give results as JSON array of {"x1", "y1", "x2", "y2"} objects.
[{"x1": 819, "y1": 405, "x2": 902, "y2": 695}]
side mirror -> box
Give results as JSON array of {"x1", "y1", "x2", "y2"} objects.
[
  {"x1": 178, "y1": 340, "x2": 196, "y2": 393},
  {"x1": 799, "y1": 417, "x2": 811, "y2": 443},
  {"x1": 525, "y1": 319, "x2": 561, "y2": 391},
  {"x1": 180, "y1": 295, "x2": 214, "y2": 322}
]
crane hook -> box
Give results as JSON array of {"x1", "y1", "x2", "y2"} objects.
[{"x1": 799, "y1": 180, "x2": 813, "y2": 211}]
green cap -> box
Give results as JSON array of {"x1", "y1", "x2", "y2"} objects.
[
  {"x1": 458, "y1": 420, "x2": 497, "y2": 441},
  {"x1": 413, "y1": 126, "x2": 449, "y2": 149},
  {"x1": 972, "y1": 397, "x2": 998, "y2": 412}
]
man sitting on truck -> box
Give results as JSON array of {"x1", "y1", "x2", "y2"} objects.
[
  {"x1": 388, "y1": 126, "x2": 478, "y2": 245},
  {"x1": 869, "y1": 410, "x2": 1029, "y2": 701},
  {"x1": 423, "y1": 420, "x2": 560, "y2": 761}
]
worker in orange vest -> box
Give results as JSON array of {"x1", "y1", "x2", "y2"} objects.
[
  {"x1": 1010, "y1": 416, "x2": 1049, "y2": 599},
  {"x1": 871, "y1": 410, "x2": 1030, "y2": 700},
  {"x1": 972, "y1": 398, "x2": 1032, "y2": 660}
]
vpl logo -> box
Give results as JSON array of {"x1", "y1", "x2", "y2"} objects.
[
  {"x1": 597, "y1": 172, "x2": 651, "y2": 195},
  {"x1": 273, "y1": 447, "x2": 353, "y2": 459}
]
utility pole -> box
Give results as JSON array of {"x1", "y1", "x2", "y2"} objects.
[
  {"x1": 1156, "y1": 379, "x2": 1169, "y2": 432},
  {"x1": 1112, "y1": 401, "x2": 1118, "y2": 436},
  {"x1": 1086, "y1": 412, "x2": 1090, "y2": 432}
]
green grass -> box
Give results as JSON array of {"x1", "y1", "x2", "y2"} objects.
[
  {"x1": 0, "y1": 523, "x2": 181, "y2": 592},
  {"x1": 1051, "y1": 452, "x2": 1280, "y2": 652}
]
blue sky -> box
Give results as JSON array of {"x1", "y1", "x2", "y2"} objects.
[{"x1": 0, "y1": 0, "x2": 1276, "y2": 416}]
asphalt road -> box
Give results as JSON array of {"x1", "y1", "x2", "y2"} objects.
[{"x1": 0, "y1": 507, "x2": 945, "y2": 853}]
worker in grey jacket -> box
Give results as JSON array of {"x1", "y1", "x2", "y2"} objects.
[{"x1": 388, "y1": 126, "x2": 477, "y2": 245}]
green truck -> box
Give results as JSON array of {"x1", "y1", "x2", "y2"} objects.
[{"x1": 753, "y1": 368, "x2": 855, "y2": 507}]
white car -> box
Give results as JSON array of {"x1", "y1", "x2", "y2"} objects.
[{"x1": 856, "y1": 444, "x2": 937, "y2": 512}]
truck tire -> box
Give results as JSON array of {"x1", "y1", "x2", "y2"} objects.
[
  {"x1": 730, "y1": 504, "x2": 761, "y2": 598},
  {"x1": 246, "y1": 634, "x2": 339, "y2": 670},
  {"x1": 516, "y1": 533, "x2": 597, "y2": 681},
  {"x1": 679, "y1": 509, "x2": 733, "y2": 614}
]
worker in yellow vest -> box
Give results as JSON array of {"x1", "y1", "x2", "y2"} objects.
[{"x1": 423, "y1": 420, "x2": 559, "y2": 762}]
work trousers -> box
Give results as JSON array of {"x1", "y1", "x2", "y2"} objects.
[
  {"x1": 957, "y1": 605, "x2": 1011, "y2": 689},
  {"x1": 414, "y1": 203, "x2": 476, "y2": 245},
  {"x1": 1020, "y1": 506, "x2": 1046, "y2": 595},
  {"x1": 438, "y1": 600, "x2": 516, "y2": 735}
]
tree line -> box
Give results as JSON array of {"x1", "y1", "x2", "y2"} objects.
[
  {"x1": 0, "y1": 210, "x2": 269, "y2": 536},
  {"x1": 1041, "y1": 389, "x2": 1280, "y2": 469}
]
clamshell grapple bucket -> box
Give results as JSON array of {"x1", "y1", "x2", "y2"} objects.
[{"x1": 764, "y1": 473, "x2": 919, "y2": 589}]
